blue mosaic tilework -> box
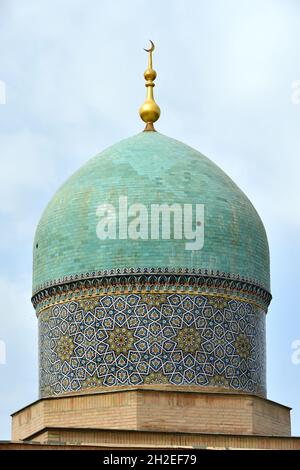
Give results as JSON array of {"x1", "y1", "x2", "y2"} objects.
[{"x1": 39, "y1": 293, "x2": 266, "y2": 397}]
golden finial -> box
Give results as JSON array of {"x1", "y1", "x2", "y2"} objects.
[{"x1": 139, "y1": 40, "x2": 161, "y2": 131}]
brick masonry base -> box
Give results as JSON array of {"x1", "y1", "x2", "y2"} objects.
[{"x1": 10, "y1": 386, "x2": 298, "y2": 450}]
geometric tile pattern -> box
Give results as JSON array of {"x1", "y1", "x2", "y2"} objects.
[{"x1": 39, "y1": 293, "x2": 266, "y2": 398}]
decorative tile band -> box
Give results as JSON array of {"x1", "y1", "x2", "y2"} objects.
[
  {"x1": 39, "y1": 292, "x2": 266, "y2": 398},
  {"x1": 33, "y1": 270, "x2": 272, "y2": 315}
]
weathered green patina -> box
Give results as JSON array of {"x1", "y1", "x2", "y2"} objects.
[{"x1": 33, "y1": 132, "x2": 270, "y2": 293}]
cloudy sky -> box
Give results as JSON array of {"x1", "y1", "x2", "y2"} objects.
[{"x1": 0, "y1": 0, "x2": 299, "y2": 438}]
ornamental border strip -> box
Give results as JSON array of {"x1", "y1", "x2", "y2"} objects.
[
  {"x1": 35, "y1": 291, "x2": 267, "y2": 317},
  {"x1": 32, "y1": 270, "x2": 272, "y2": 314},
  {"x1": 33, "y1": 267, "x2": 270, "y2": 295}
]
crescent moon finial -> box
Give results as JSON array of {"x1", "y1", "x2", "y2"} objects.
[
  {"x1": 139, "y1": 40, "x2": 160, "y2": 131},
  {"x1": 144, "y1": 40, "x2": 155, "y2": 53}
]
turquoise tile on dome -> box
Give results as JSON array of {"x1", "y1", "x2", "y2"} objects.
[{"x1": 33, "y1": 132, "x2": 270, "y2": 293}]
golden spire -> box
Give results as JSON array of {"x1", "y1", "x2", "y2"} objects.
[{"x1": 139, "y1": 40, "x2": 161, "y2": 131}]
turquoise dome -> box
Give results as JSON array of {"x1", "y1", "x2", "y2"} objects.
[{"x1": 33, "y1": 132, "x2": 270, "y2": 294}]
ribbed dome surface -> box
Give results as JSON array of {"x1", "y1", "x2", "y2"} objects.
[{"x1": 33, "y1": 132, "x2": 270, "y2": 294}]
